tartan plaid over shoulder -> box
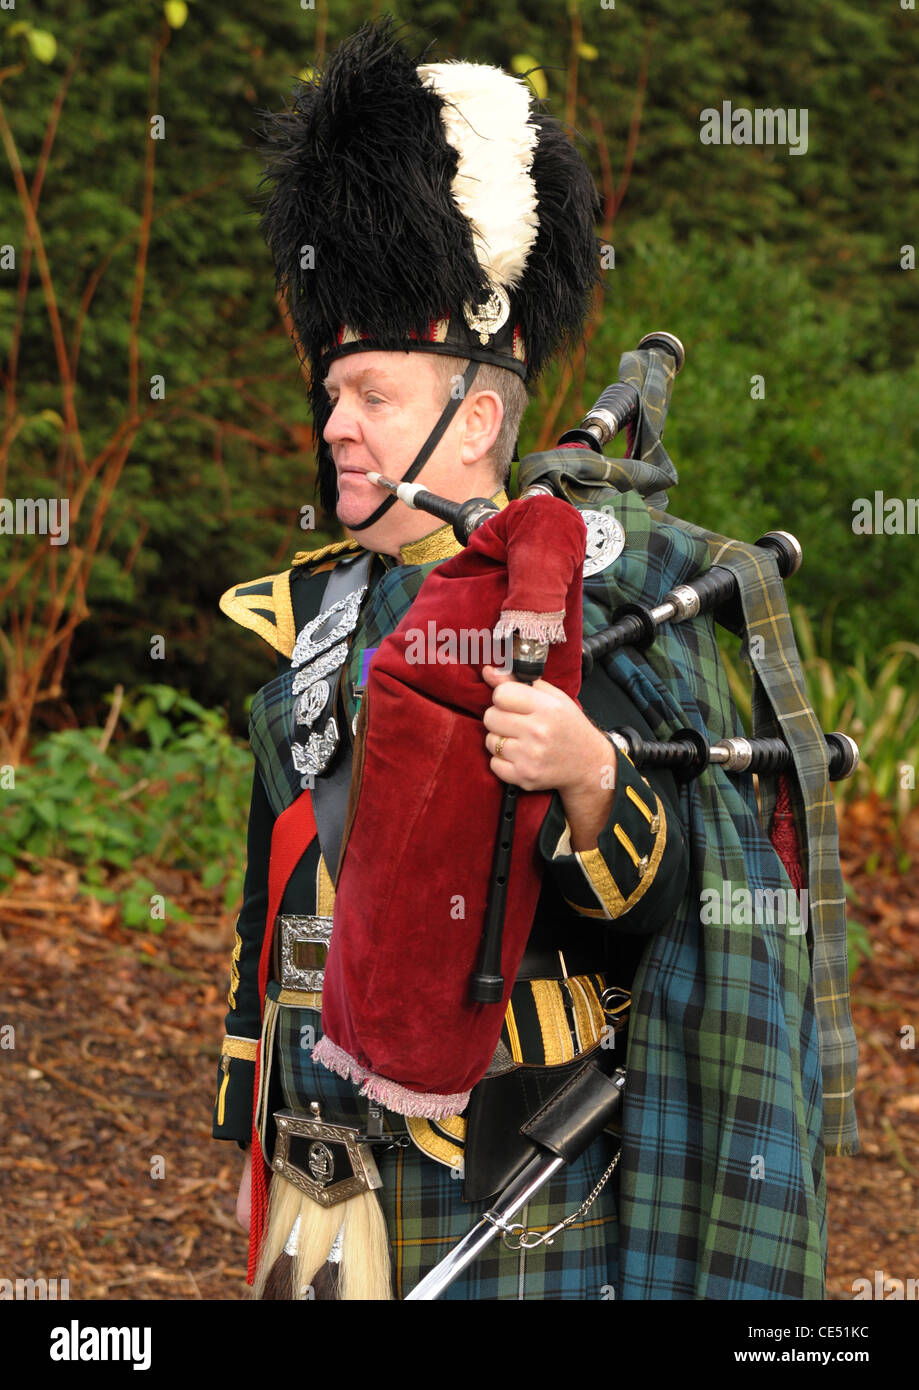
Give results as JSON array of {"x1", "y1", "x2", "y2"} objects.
[{"x1": 518, "y1": 346, "x2": 858, "y2": 1299}]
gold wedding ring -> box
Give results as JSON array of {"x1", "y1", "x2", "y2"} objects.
[{"x1": 495, "y1": 735, "x2": 507, "y2": 758}]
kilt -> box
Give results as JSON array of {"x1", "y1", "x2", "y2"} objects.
[{"x1": 274, "y1": 1002, "x2": 619, "y2": 1301}]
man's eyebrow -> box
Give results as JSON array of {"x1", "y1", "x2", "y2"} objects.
[{"x1": 322, "y1": 366, "x2": 396, "y2": 390}]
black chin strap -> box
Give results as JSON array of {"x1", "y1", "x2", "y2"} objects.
[{"x1": 347, "y1": 359, "x2": 482, "y2": 531}]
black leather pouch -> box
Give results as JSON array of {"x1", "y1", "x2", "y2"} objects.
[
  {"x1": 521, "y1": 1061, "x2": 625, "y2": 1165},
  {"x1": 462, "y1": 1042, "x2": 622, "y2": 1203}
]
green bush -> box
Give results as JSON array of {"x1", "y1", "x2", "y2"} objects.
[
  {"x1": 559, "y1": 222, "x2": 919, "y2": 672},
  {"x1": 0, "y1": 685, "x2": 252, "y2": 929}
]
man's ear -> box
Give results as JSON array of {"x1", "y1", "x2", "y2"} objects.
[{"x1": 460, "y1": 389, "x2": 503, "y2": 466}]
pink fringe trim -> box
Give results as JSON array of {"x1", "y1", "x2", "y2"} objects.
[
  {"x1": 493, "y1": 609, "x2": 566, "y2": 644},
  {"x1": 310, "y1": 1036, "x2": 471, "y2": 1119}
]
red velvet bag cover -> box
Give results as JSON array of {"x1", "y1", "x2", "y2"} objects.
[{"x1": 311, "y1": 496, "x2": 587, "y2": 1116}]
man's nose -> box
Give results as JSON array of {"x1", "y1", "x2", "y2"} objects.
[{"x1": 323, "y1": 396, "x2": 360, "y2": 445}]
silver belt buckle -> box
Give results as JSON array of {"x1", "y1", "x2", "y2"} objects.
[
  {"x1": 272, "y1": 1109, "x2": 383, "y2": 1208},
  {"x1": 279, "y1": 914, "x2": 333, "y2": 991}
]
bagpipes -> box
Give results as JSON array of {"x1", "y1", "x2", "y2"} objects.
[
  {"x1": 316, "y1": 332, "x2": 859, "y2": 1298},
  {"x1": 366, "y1": 329, "x2": 860, "y2": 802}
]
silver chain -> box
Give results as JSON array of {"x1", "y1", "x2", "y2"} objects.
[{"x1": 486, "y1": 1147, "x2": 622, "y2": 1252}]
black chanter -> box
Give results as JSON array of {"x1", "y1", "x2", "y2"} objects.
[{"x1": 469, "y1": 632, "x2": 549, "y2": 1004}]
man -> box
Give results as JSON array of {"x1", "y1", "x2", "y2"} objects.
[
  {"x1": 213, "y1": 20, "x2": 857, "y2": 1300},
  {"x1": 218, "y1": 341, "x2": 689, "y2": 1297}
]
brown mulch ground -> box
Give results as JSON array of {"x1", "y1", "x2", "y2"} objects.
[
  {"x1": 0, "y1": 802, "x2": 916, "y2": 1301},
  {"x1": 826, "y1": 797, "x2": 919, "y2": 1297}
]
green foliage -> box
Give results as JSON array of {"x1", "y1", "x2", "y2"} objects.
[
  {"x1": 536, "y1": 222, "x2": 919, "y2": 670},
  {"x1": 718, "y1": 605, "x2": 919, "y2": 817},
  {"x1": 0, "y1": 1, "x2": 342, "y2": 735},
  {"x1": 0, "y1": 686, "x2": 252, "y2": 929}
]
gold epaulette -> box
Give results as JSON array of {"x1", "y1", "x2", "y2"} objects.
[
  {"x1": 219, "y1": 540, "x2": 364, "y2": 658},
  {"x1": 219, "y1": 569, "x2": 297, "y2": 658}
]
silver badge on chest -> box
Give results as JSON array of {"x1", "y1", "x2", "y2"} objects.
[
  {"x1": 291, "y1": 587, "x2": 367, "y2": 669},
  {"x1": 292, "y1": 643, "x2": 348, "y2": 696},
  {"x1": 581, "y1": 510, "x2": 626, "y2": 577},
  {"x1": 294, "y1": 679, "x2": 331, "y2": 729},
  {"x1": 292, "y1": 717, "x2": 340, "y2": 778},
  {"x1": 290, "y1": 579, "x2": 368, "y2": 777}
]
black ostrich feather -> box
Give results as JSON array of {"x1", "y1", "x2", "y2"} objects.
[{"x1": 253, "y1": 18, "x2": 601, "y2": 513}]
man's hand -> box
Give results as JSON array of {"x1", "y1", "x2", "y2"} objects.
[
  {"x1": 481, "y1": 664, "x2": 616, "y2": 851},
  {"x1": 237, "y1": 1149, "x2": 253, "y2": 1232}
]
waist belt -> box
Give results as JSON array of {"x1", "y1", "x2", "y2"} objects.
[{"x1": 274, "y1": 914, "x2": 606, "y2": 993}]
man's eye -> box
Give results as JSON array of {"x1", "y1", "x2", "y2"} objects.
[{"x1": 365, "y1": 394, "x2": 384, "y2": 405}]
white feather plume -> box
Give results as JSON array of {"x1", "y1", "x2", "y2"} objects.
[{"x1": 417, "y1": 61, "x2": 540, "y2": 291}]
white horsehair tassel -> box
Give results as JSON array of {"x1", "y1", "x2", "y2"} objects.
[{"x1": 417, "y1": 61, "x2": 540, "y2": 291}]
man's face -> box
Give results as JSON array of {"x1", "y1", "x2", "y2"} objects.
[
  {"x1": 322, "y1": 351, "x2": 449, "y2": 530},
  {"x1": 321, "y1": 350, "x2": 504, "y2": 557}
]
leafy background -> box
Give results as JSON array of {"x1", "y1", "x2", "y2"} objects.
[{"x1": 1, "y1": 0, "x2": 917, "y2": 899}]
